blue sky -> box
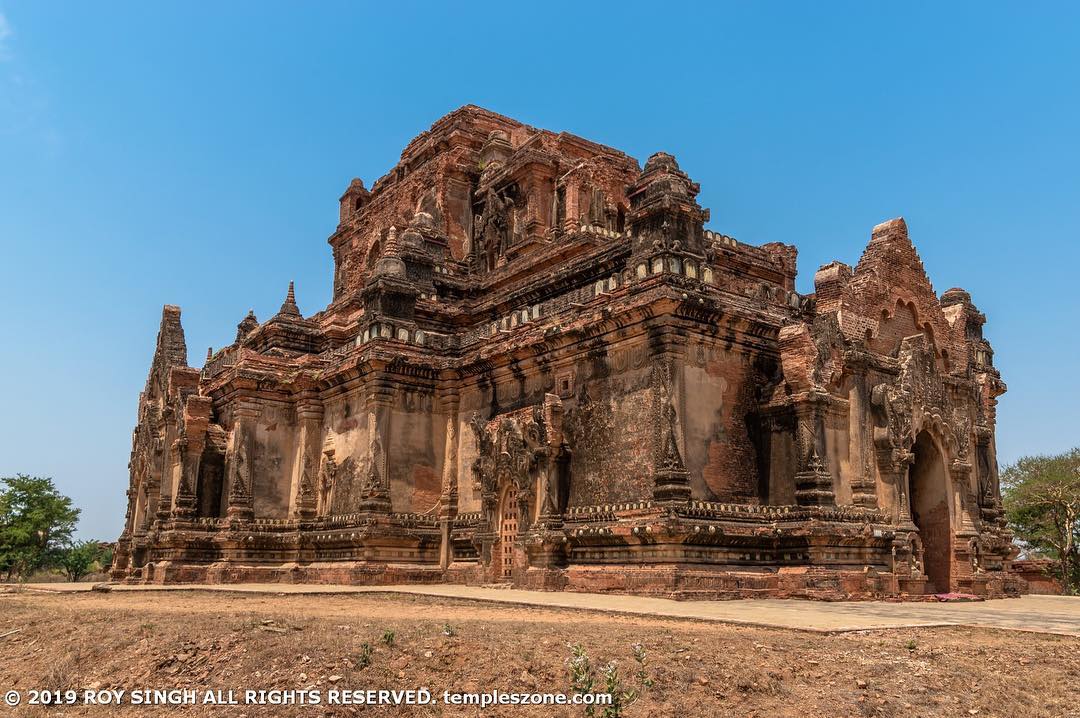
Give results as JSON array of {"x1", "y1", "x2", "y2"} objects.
[{"x1": 1, "y1": 2, "x2": 1077, "y2": 540}]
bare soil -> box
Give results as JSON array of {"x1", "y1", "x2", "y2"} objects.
[{"x1": 0, "y1": 589, "x2": 1077, "y2": 717}]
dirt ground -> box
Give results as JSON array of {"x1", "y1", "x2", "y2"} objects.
[{"x1": 0, "y1": 589, "x2": 1077, "y2": 718}]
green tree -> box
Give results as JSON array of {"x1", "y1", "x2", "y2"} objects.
[
  {"x1": 98, "y1": 544, "x2": 114, "y2": 570},
  {"x1": 0, "y1": 475, "x2": 81, "y2": 581},
  {"x1": 56, "y1": 540, "x2": 108, "y2": 582},
  {"x1": 1002, "y1": 449, "x2": 1080, "y2": 594}
]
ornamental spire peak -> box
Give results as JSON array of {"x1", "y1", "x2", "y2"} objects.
[{"x1": 278, "y1": 280, "x2": 301, "y2": 318}]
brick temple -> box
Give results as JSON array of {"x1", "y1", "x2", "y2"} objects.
[{"x1": 111, "y1": 106, "x2": 1023, "y2": 598}]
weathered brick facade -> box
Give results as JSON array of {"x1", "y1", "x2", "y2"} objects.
[{"x1": 111, "y1": 106, "x2": 1022, "y2": 598}]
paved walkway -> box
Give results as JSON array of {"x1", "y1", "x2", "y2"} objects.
[{"x1": 8, "y1": 582, "x2": 1079, "y2": 637}]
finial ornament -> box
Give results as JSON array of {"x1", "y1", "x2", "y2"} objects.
[
  {"x1": 235, "y1": 309, "x2": 259, "y2": 342},
  {"x1": 278, "y1": 280, "x2": 301, "y2": 317},
  {"x1": 385, "y1": 226, "x2": 401, "y2": 254}
]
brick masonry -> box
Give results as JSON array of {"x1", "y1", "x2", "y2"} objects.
[{"x1": 111, "y1": 106, "x2": 1024, "y2": 599}]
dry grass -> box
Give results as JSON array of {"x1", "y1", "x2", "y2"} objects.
[{"x1": 0, "y1": 590, "x2": 1077, "y2": 717}]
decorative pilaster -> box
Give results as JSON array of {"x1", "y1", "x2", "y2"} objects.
[
  {"x1": 360, "y1": 380, "x2": 393, "y2": 513},
  {"x1": 121, "y1": 482, "x2": 136, "y2": 535},
  {"x1": 158, "y1": 441, "x2": 180, "y2": 521},
  {"x1": 537, "y1": 464, "x2": 559, "y2": 520},
  {"x1": 793, "y1": 396, "x2": 836, "y2": 507},
  {"x1": 894, "y1": 452, "x2": 916, "y2": 528},
  {"x1": 141, "y1": 480, "x2": 156, "y2": 530},
  {"x1": 951, "y1": 460, "x2": 979, "y2": 535},
  {"x1": 226, "y1": 402, "x2": 258, "y2": 521},
  {"x1": 439, "y1": 391, "x2": 460, "y2": 519},
  {"x1": 535, "y1": 394, "x2": 566, "y2": 528},
  {"x1": 653, "y1": 403, "x2": 691, "y2": 504},
  {"x1": 317, "y1": 438, "x2": 337, "y2": 516},
  {"x1": 111, "y1": 487, "x2": 137, "y2": 578},
  {"x1": 291, "y1": 398, "x2": 323, "y2": 520},
  {"x1": 138, "y1": 431, "x2": 157, "y2": 525},
  {"x1": 652, "y1": 362, "x2": 691, "y2": 504},
  {"x1": 562, "y1": 179, "x2": 581, "y2": 233},
  {"x1": 438, "y1": 390, "x2": 460, "y2": 570},
  {"x1": 974, "y1": 426, "x2": 1004, "y2": 523},
  {"x1": 155, "y1": 416, "x2": 175, "y2": 522},
  {"x1": 171, "y1": 437, "x2": 201, "y2": 518},
  {"x1": 848, "y1": 372, "x2": 879, "y2": 509}
]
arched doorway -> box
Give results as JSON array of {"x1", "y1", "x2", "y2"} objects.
[
  {"x1": 908, "y1": 431, "x2": 953, "y2": 593},
  {"x1": 497, "y1": 482, "x2": 519, "y2": 581}
]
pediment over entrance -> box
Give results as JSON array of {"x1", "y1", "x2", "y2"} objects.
[
  {"x1": 813, "y1": 218, "x2": 959, "y2": 375},
  {"x1": 467, "y1": 394, "x2": 566, "y2": 518}
]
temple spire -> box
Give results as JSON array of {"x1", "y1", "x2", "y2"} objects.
[
  {"x1": 278, "y1": 280, "x2": 301, "y2": 318},
  {"x1": 235, "y1": 309, "x2": 258, "y2": 343},
  {"x1": 372, "y1": 227, "x2": 407, "y2": 279},
  {"x1": 384, "y1": 226, "x2": 402, "y2": 256},
  {"x1": 144, "y1": 305, "x2": 189, "y2": 391}
]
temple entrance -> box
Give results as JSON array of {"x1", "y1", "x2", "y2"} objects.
[
  {"x1": 909, "y1": 431, "x2": 953, "y2": 593},
  {"x1": 498, "y1": 483, "x2": 519, "y2": 581},
  {"x1": 197, "y1": 449, "x2": 225, "y2": 518}
]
